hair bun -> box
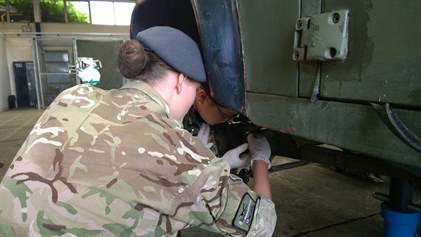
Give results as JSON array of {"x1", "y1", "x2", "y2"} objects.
[{"x1": 118, "y1": 40, "x2": 147, "y2": 79}]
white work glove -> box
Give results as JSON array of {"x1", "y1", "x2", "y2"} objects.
[
  {"x1": 221, "y1": 143, "x2": 252, "y2": 169},
  {"x1": 248, "y1": 134, "x2": 271, "y2": 169},
  {"x1": 196, "y1": 123, "x2": 213, "y2": 149}
]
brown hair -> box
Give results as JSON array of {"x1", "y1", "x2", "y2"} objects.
[{"x1": 118, "y1": 40, "x2": 175, "y2": 84}]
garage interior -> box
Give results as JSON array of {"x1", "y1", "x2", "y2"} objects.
[{"x1": 1, "y1": 0, "x2": 421, "y2": 236}]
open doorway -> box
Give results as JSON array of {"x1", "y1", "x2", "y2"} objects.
[
  {"x1": 32, "y1": 37, "x2": 125, "y2": 109},
  {"x1": 33, "y1": 38, "x2": 76, "y2": 108}
]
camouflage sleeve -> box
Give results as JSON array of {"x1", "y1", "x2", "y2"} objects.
[
  {"x1": 173, "y1": 149, "x2": 277, "y2": 236},
  {"x1": 214, "y1": 166, "x2": 277, "y2": 237},
  {"x1": 244, "y1": 192, "x2": 277, "y2": 236}
]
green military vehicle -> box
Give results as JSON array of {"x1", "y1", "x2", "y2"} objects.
[{"x1": 132, "y1": 0, "x2": 420, "y2": 234}]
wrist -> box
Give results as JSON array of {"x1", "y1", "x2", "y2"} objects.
[
  {"x1": 252, "y1": 159, "x2": 270, "y2": 170},
  {"x1": 251, "y1": 156, "x2": 271, "y2": 169}
]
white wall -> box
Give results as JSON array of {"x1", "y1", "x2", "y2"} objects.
[
  {"x1": 0, "y1": 32, "x2": 11, "y2": 111},
  {"x1": 0, "y1": 22, "x2": 129, "y2": 111}
]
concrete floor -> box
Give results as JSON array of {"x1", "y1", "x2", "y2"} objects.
[{"x1": 1, "y1": 108, "x2": 420, "y2": 236}]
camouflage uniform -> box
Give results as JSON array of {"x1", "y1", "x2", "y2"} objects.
[{"x1": 0, "y1": 80, "x2": 276, "y2": 237}]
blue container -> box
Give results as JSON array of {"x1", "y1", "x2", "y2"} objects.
[{"x1": 381, "y1": 204, "x2": 420, "y2": 237}]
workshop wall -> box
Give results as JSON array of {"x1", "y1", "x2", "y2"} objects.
[{"x1": 0, "y1": 22, "x2": 129, "y2": 111}]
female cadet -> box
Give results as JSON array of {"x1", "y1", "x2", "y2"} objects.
[{"x1": 0, "y1": 26, "x2": 276, "y2": 236}]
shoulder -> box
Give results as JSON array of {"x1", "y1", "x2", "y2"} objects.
[{"x1": 49, "y1": 85, "x2": 112, "y2": 110}]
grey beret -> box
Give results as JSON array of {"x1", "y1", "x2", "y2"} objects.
[{"x1": 137, "y1": 26, "x2": 206, "y2": 83}]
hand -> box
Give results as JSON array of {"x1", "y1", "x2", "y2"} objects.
[
  {"x1": 247, "y1": 134, "x2": 271, "y2": 169},
  {"x1": 221, "y1": 143, "x2": 252, "y2": 169},
  {"x1": 196, "y1": 123, "x2": 213, "y2": 149}
]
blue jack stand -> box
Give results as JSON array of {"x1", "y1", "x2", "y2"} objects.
[
  {"x1": 381, "y1": 203, "x2": 419, "y2": 237},
  {"x1": 374, "y1": 178, "x2": 420, "y2": 237}
]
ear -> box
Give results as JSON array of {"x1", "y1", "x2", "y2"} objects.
[
  {"x1": 175, "y1": 73, "x2": 185, "y2": 94},
  {"x1": 196, "y1": 89, "x2": 208, "y2": 103}
]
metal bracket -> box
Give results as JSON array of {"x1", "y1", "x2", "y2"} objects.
[{"x1": 293, "y1": 9, "x2": 349, "y2": 62}]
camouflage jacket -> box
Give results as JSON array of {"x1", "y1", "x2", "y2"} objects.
[{"x1": 0, "y1": 81, "x2": 276, "y2": 237}]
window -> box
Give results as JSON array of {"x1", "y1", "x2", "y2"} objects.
[
  {"x1": 89, "y1": 1, "x2": 135, "y2": 25},
  {"x1": 0, "y1": 0, "x2": 34, "y2": 22},
  {"x1": 67, "y1": 1, "x2": 90, "y2": 23},
  {"x1": 41, "y1": 0, "x2": 66, "y2": 23},
  {"x1": 0, "y1": 0, "x2": 135, "y2": 25},
  {"x1": 91, "y1": 1, "x2": 114, "y2": 25},
  {"x1": 113, "y1": 2, "x2": 134, "y2": 26}
]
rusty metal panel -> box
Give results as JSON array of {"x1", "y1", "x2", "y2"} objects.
[
  {"x1": 241, "y1": 0, "x2": 421, "y2": 170},
  {"x1": 321, "y1": 0, "x2": 421, "y2": 107},
  {"x1": 191, "y1": 0, "x2": 421, "y2": 171},
  {"x1": 237, "y1": 0, "x2": 299, "y2": 96}
]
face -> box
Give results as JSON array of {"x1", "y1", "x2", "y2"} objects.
[{"x1": 193, "y1": 87, "x2": 237, "y2": 125}]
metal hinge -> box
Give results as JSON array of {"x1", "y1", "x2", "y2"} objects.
[{"x1": 293, "y1": 9, "x2": 349, "y2": 62}]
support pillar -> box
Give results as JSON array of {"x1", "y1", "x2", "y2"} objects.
[{"x1": 379, "y1": 178, "x2": 420, "y2": 237}]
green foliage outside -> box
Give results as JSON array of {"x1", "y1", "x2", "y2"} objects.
[{"x1": 0, "y1": 0, "x2": 89, "y2": 23}]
